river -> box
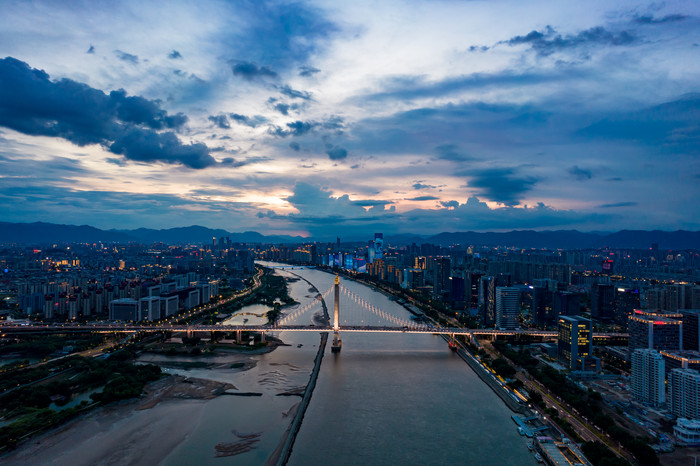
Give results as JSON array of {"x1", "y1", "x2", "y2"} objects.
[{"x1": 3, "y1": 263, "x2": 535, "y2": 465}]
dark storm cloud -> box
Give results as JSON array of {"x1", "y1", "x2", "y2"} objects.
[
  {"x1": 114, "y1": 50, "x2": 139, "y2": 64},
  {"x1": 325, "y1": 145, "x2": 348, "y2": 160},
  {"x1": 406, "y1": 196, "x2": 439, "y2": 201},
  {"x1": 229, "y1": 113, "x2": 267, "y2": 127},
  {"x1": 569, "y1": 165, "x2": 592, "y2": 180},
  {"x1": 435, "y1": 144, "x2": 471, "y2": 161},
  {"x1": 109, "y1": 128, "x2": 215, "y2": 169},
  {"x1": 0, "y1": 57, "x2": 216, "y2": 168},
  {"x1": 231, "y1": 61, "x2": 278, "y2": 81},
  {"x1": 299, "y1": 65, "x2": 321, "y2": 77},
  {"x1": 225, "y1": 2, "x2": 337, "y2": 71},
  {"x1": 168, "y1": 50, "x2": 183, "y2": 59},
  {"x1": 462, "y1": 167, "x2": 538, "y2": 205},
  {"x1": 274, "y1": 103, "x2": 291, "y2": 115},
  {"x1": 289, "y1": 141, "x2": 300, "y2": 151},
  {"x1": 208, "y1": 114, "x2": 230, "y2": 129},
  {"x1": 269, "y1": 120, "x2": 317, "y2": 137},
  {"x1": 279, "y1": 85, "x2": 312, "y2": 100},
  {"x1": 86, "y1": 45, "x2": 95, "y2": 54},
  {"x1": 440, "y1": 200, "x2": 459, "y2": 208},
  {"x1": 351, "y1": 200, "x2": 393, "y2": 207},
  {"x1": 632, "y1": 14, "x2": 688, "y2": 24},
  {"x1": 599, "y1": 201, "x2": 638, "y2": 208},
  {"x1": 578, "y1": 94, "x2": 700, "y2": 153},
  {"x1": 502, "y1": 25, "x2": 636, "y2": 56}
]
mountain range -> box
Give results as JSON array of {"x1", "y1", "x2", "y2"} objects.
[{"x1": 0, "y1": 222, "x2": 699, "y2": 250}]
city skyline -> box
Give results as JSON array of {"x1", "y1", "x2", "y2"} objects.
[{"x1": 1, "y1": 0, "x2": 699, "y2": 238}]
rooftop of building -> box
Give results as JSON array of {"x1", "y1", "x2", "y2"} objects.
[
  {"x1": 659, "y1": 350, "x2": 700, "y2": 362},
  {"x1": 629, "y1": 314, "x2": 681, "y2": 324}
]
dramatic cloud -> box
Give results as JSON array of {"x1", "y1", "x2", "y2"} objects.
[
  {"x1": 114, "y1": 50, "x2": 139, "y2": 64},
  {"x1": 325, "y1": 145, "x2": 348, "y2": 160},
  {"x1": 463, "y1": 168, "x2": 538, "y2": 205},
  {"x1": 413, "y1": 182, "x2": 436, "y2": 190},
  {"x1": 208, "y1": 114, "x2": 230, "y2": 129},
  {"x1": 229, "y1": 113, "x2": 267, "y2": 127},
  {"x1": 289, "y1": 141, "x2": 300, "y2": 151},
  {"x1": 0, "y1": 57, "x2": 214, "y2": 168},
  {"x1": 299, "y1": 65, "x2": 320, "y2": 77},
  {"x1": 440, "y1": 200, "x2": 459, "y2": 209},
  {"x1": 269, "y1": 120, "x2": 317, "y2": 137},
  {"x1": 168, "y1": 50, "x2": 183, "y2": 59},
  {"x1": 231, "y1": 61, "x2": 278, "y2": 81},
  {"x1": 279, "y1": 85, "x2": 312, "y2": 100},
  {"x1": 406, "y1": 196, "x2": 439, "y2": 201},
  {"x1": 632, "y1": 14, "x2": 688, "y2": 24},
  {"x1": 502, "y1": 25, "x2": 636, "y2": 56},
  {"x1": 569, "y1": 165, "x2": 593, "y2": 180}
]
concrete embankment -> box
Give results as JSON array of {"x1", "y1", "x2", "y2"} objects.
[
  {"x1": 441, "y1": 335, "x2": 527, "y2": 414},
  {"x1": 274, "y1": 332, "x2": 328, "y2": 466},
  {"x1": 271, "y1": 269, "x2": 331, "y2": 466}
]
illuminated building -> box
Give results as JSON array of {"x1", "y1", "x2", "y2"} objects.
[
  {"x1": 614, "y1": 287, "x2": 640, "y2": 328},
  {"x1": 660, "y1": 350, "x2": 700, "y2": 376},
  {"x1": 631, "y1": 349, "x2": 665, "y2": 407},
  {"x1": 628, "y1": 310, "x2": 682, "y2": 352},
  {"x1": 669, "y1": 369, "x2": 700, "y2": 420},
  {"x1": 532, "y1": 285, "x2": 553, "y2": 327},
  {"x1": 591, "y1": 283, "x2": 615, "y2": 321},
  {"x1": 478, "y1": 276, "x2": 496, "y2": 328},
  {"x1": 682, "y1": 309, "x2": 700, "y2": 351},
  {"x1": 496, "y1": 287, "x2": 520, "y2": 330},
  {"x1": 557, "y1": 315, "x2": 592, "y2": 370},
  {"x1": 432, "y1": 257, "x2": 451, "y2": 298}
]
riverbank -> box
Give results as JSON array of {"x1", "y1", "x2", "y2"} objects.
[{"x1": 1, "y1": 375, "x2": 236, "y2": 465}]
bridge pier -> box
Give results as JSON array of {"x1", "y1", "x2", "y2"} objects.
[
  {"x1": 261, "y1": 332, "x2": 266, "y2": 343},
  {"x1": 331, "y1": 275, "x2": 342, "y2": 353}
]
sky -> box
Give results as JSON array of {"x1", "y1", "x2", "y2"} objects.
[{"x1": 0, "y1": 0, "x2": 699, "y2": 239}]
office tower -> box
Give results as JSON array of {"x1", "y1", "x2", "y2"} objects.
[
  {"x1": 553, "y1": 291, "x2": 580, "y2": 318},
  {"x1": 140, "y1": 296, "x2": 161, "y2": 321},
  {"x1": 478, "y1": 276, "x2": 496, "y2": 327},
  {"x1": 669, "y1": 369, "x2": 700, "y2": 419},
  {"x1": 615, "y1": 287, "x2": 640, "y2": 328},
  {"x1": 631, "y1": 349, "x2": 666, "y2": 407},
  {"x1": 467, "y1": 271, "x2": 483, "y2": 310},
  {"x1": 683, "y1": 310, "x2": 700, "y2": 352},
  {"x1": 557, "y1": 315, "x2": 592, "y2": 371},
  {"x1": 660, "y1": 350, "x2": 700, "y2": 376},
  {"x1": 496, "y1": 287, "x2": 520, "y2": 330},
  {"x1": 591, "y1": 283, "x2": 615, "y2": 321},
  {"x1": 450, "y1": 276, "x2": 466, "y2": 310},
  {"x1": 533, "y1": 285, "x2": 554, "y2": 327},
  {"x1": 433, "y1": 257, "x2": 451, "y2": 297},
  {"x1": 628, "y1": 310, "x2": 682, "y2": 352}
]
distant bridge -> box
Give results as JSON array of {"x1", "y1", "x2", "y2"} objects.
[{"x1": 0, "y1": 274, "x2": 627, "y2": 345}]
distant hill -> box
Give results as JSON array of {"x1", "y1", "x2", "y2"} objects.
[
  {"x1": 426, "y1": 230, "x2": 700, "y2": 250},
  {"x1": 0, "y1": 222, "x2": 135, "y2": 244},
  {"x1": 1, "y1": 222, "x2": 698, "y2": 249},
  {"x1": 0, "y1": 222, "x2": 304, "y2": 245}
]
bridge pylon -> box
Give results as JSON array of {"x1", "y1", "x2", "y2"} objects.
[{"x1": 331, "y1": 275, "x2": 342, "y2": 352}]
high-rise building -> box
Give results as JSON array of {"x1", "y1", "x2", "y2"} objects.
[
  {"x1": 660, "y1": 350, "x2": 700, "y2": 377},
  {"x1": 553, "y1": 291, "x2": 580, "y2": 318},
  {"x1": 496, "y1": 287, "x2": 520, "y2": 330},
  {"x1": 433, "y1": 257, "x2": 451, "y2": 297},
  {"x1": 467, "y1": 271, "x2": 483, "y2": 310},
  {"x1": 682, "y1": 310, "x2": 700, "y2": 352},
  {"x1": 628, "y1": 310, "x2": 682, "y2": 352},
  {"x1": 557, "y1": 315, "x2": 592, "y2": 371},
  {"x1": 478, "y1": 276, "x2": 496, "y2": 327},
  {"x1": 450, "y1": 276, "x2": 466, "y2": 310},
  {"x1": 615, "y1": 287, "x2": 640, "y2": 328},
  {"x1": 533, "y1": 286, "x2": 554, "y2": 327},
  {"x1": 140, "y1": 296, "x2": 161, "y2": 321},
  {"x1": 591, "y1": 283, "x2": 615, "y2": 321},
  {"x1": 669, "y1": 368, "x2": 700, "y2": 420},
  {"x1": 631, "y1": 349, "x2": 666, "y2": 407}
]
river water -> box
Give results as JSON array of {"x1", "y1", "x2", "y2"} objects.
[{"x1": 4, "y1": 264, "x2": 535, "y2": 465}]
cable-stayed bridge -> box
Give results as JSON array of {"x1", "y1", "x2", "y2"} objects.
[{"x1": 0, "y1": 275, "x2": 626, "y2": 346}]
